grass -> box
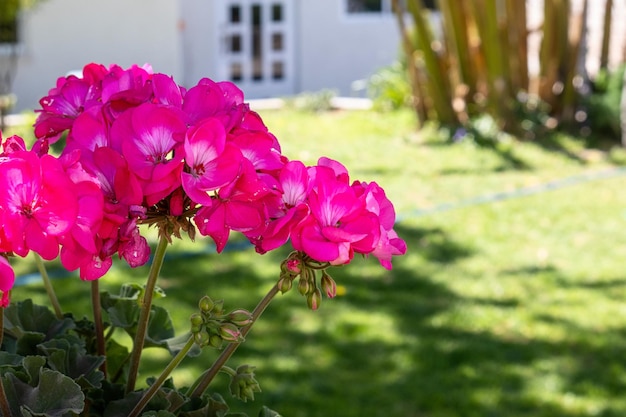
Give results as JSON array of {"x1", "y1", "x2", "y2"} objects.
[{"x1": 6, "y1": 108, "x2": 626, "y2": 416}]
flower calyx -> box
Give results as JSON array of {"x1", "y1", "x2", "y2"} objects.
[
  {"x1": 225, "y1": 364, "x2": 262, "y2": 403},
  {"x1": 190, "y1": 295, "x2": 253, "y2": 349}
]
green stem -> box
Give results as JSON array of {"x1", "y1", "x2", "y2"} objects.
[
  {"x1": 91, "y1": 280, "x2": 107, "y2": 378},
  {"x1": 34, "y1": 254, "x2": 63, "y2": 319},
  {"x1": 128, "y1": 335, "x2": 196, "y2": 417},
  {"x1": 188, "y1": 283, "x2": 280, "y2": 398},
  {"x1": 125, "y1": 234, "x2": 169, "y2": 394},
  {"x1": 0, "y1": 309, "x2": 10, "y2": 417}
]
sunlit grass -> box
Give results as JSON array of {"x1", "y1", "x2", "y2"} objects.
[{"x1": 6, "y1": 108, "x2": 626, "y2": 416}]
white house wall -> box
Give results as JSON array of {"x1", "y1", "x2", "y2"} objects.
[
  {"x1": 296, "y1": 0, "x2": 401, "y2": 96},
  {"x1": 11, "y1": 0, "x2": 182, "y2": 113},
  {"x1": 179, "y1": 0, "x2": 221, "y2": 87}
]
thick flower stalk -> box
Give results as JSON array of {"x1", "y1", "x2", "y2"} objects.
[{"x1": 0, "y1": 62, "x2": 406, "y2": 308}]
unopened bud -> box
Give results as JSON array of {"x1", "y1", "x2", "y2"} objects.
[
  {"x1": 277, "y1": 276, "x2": 293, "y2": 294},
  {"x1": 286, "y1": 258, "x2": 301, "y2": 275},
  {"x1": 307, "y1": 288, "x2": 322, "y2": 311},
  {"x1": 236, "y1": 364, "x2": 256, "y2": 374},
  {"x1": 198, "y1": 296, "x2": 214, "y2": 313},
  {"x1": 194, "y1": 331, "x2": 210, "y2": 347},
  {"x1": 227, "y1": 309, "x2": 254, "y2": 327},
  {"x1": 208, "y1": 334, "x2": 223, "y2": 349},
  {"x1": 321, "y1": 270, "x2": 337, "y2": 298},
  {"x1": 297, "y1": 276, "x2": 310, "y2": 296},
  {"x1": 212, "y1": 299, "x2": 225, "y2": 316},
  {"x1": 190, "y1": 313, "x2": 204, "y2": 333},
  {"x1": 220, "y1": 323, "x2": 243, "y2": 342}
]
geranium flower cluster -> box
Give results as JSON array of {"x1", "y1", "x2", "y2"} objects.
[{"x1": 0, "y1": 63, "x2": 406, "y2": 307}]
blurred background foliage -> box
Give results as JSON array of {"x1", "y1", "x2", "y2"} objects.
[{"x1": 371, "y1": 0, "x2": 625, "y2": 146}]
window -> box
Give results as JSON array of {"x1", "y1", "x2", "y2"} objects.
[
  {"x1": 271, "y1": 3, "x2": 283, "y2": 22},
  {"x1": 347, "y1": 0, "x2": 383, "y2": 13},
  {"x1": 229, "y1": 5, "x2": 241, "y2": 23},
  {"x1": 346, "y1": 0, "x2": 436, "y2": 14}
]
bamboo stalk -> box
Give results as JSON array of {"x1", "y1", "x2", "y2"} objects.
[
  {"x1": 600, "y1": 0, "x2": 613, "y2": 71},
  {"x1": 406, "y1": 0, "x2": 459, "y2": 125}
]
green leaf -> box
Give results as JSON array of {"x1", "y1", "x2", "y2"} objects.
[
  {"x1": 0, "y1": 351, "x2": 24, "y2": 367},
  {"x1": 165, "y1": 333, "x2": 202, "y2": 357},
  {"x1": 180, "y1": 393, "x2": 230, "y2": 417},
  {"x1": 103, "y1": 391, "x2": 143, "y2": 417},
  {"x1": 38, "y1": 338, "x2": 105, "y2": 389},
  {"x1": 145, "y1": 305, "x2": 175, "y2": 348},
  {"x1": 22, "y1": 356, "x2": 46, "y2": 386},
  {"x1": 4, "y1": 300, "x2": 75, "y2": 337},
  {"x1": 142, "y1": 411, "x2": 177, "y2": 417},
  {"x1": 101, "y1": 293, "x2": 141, "y2": 330},
  {"x1": 104, "y1": 338, "x2": 130, "y2": 385},
  {"x1": 257, "y1": 406, "x2": 282, "y2": 417},
  {"x1": 3, "y1": 369, "x2": 84, "y2": 417},
  {"x1": 3, "y1": 300, "x2": 75, "y2": 356}
]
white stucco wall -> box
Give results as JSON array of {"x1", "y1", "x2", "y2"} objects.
[
  {"x1": 296, "y1": 0, "x2": 401, "y2": 96},
  {"x1": 11, "y1": 0, "x2": 182, "y2": 113},
  {"x1": 179, "y1": 0, "x2": 221, "y2": 87}
]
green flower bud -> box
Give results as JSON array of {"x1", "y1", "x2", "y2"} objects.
[
  {"x1": 227, "y1": 309, "x2": 254, "y2": 327},
  {"x1": 208, "y1": 334, "x2": 223, "y2": 349},
  {"x1": 236, "y1": 364, "x2": 256, "y2": 374},
  {"x1": 190, "y1": 313, "x2": 204, "y2": 333},
  {"x1": 321, "y1": 270, "x2": 337, "y2": 298},
  {"x1": 220, "y1": 323, "x2": 243, "y2": 342},
  {"x1": 307, "y1": 287, "x2": 322, "y2": 311},
  {"x1": 198, "y1": 295, "x2": 215, "y2": 313},
  {"x1": 212, "y1": 299, "x2": 225, "y2": 316},
  {"x1": 194, "y1": 331, "x2": 210, "y2": 347},
  {"x1": 297, "y1": 275, "x2": 311, "y2": 296},
  {"x1": 277, "y1": 276, "x2": 293, "y2": 294}
]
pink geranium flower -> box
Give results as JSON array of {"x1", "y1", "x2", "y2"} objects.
[
  {"x1": 353, "y1": 181, "x2": 407, "y2": 269},
  {"x1": 291, "y1": 164, "x2": 380, "y2": 265},
  {"x1": 0, "y1": 256, "x2": 14, "y2": 307},
  {"x1": 112, "y1": 102, "x2": 186, "y2": 205},
  {"x1": 182, "y1": 118, "x2": 243, "y2": 205},
  {"x1": 0, "y1": 151, "x2": 78, "y2": 260}
]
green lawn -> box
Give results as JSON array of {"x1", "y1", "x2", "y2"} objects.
[{"x1": 7, "y1": 108, "x2": 626, "y2": 416}]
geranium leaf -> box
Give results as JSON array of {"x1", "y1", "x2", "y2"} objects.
[
  {"x1": 180, "y1": 393, "x2": 230, "y2": 417},
  {"x1": 0, "y1": 351, "x2": 24, "y2": 367},
  {"x1": 4, "y1": 299, "x2": 75, "y2": 338},
  {"x1": 38, "y1": 338, "x2": 105, "y2": 389},
  {"x1": 104, "y1": 339, "x2": 130, "y2": 385},
  {"x1": 22, "y1": 356, "x2": 46, "y2": 386},
  {"x1": 145, "y1": 305, "x2": 175, "y2": 348},
  {"x1": 165, "y1": 333, "x2": 202, "y2": 357},
  {"x1": 257, "y1": 406, "x2": 282, "y2": 417},
  {"x1": 102, "y1": 294, "x2": 141, "y2": 330},
  {"x1": 3, "y1": 369, "x2": 84, "y2": 417}
]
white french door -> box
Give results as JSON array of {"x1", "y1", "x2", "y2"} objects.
[{"x1": 217, "y1": 0, "x2": 294, "y2": 98}]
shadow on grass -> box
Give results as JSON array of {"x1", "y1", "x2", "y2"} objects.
[{"x1": 22, "y1": 224, "x2": 626, "y2": 417}]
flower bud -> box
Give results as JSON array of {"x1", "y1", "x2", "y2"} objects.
[
  {"x1": 220, "y1": 323, "x2": 243, "y2": 342},
  {"x1": 208, "y1": 334, "x2": 223, "y2": 349},
  {"x1": 286, "y1": 258, "x2": 301, "y2": 275},
  {"x1": 227, "y1": 309, "x2": 254, "y2": 327},
  {"x1": 236, "y1": 364, "x2": 256, "y2": 374},
  {"x1": 212, "y1": 299, "x2": 225, "y2": 316},
  {"x1": 277, "y1": 276, "x2": 293, "y2": 294},
  {"x1": 190, "y1": 313, "x2": 204, "y2": 333},
  {"x1": 307, "y1": 288, "x2": 322, "y2": 311},
  {"x1": 193, "y1": 331, "x2": 210, "y2": 347},
  {"x1": 198, "y1": 295, "x2": 215, "y2": 313},
  {"x1": 321, "y1": 270, "x2": 337, "y2": 298},
  {"x1": 297, "y1": 276, "x2": 310, "y2": 296}
]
